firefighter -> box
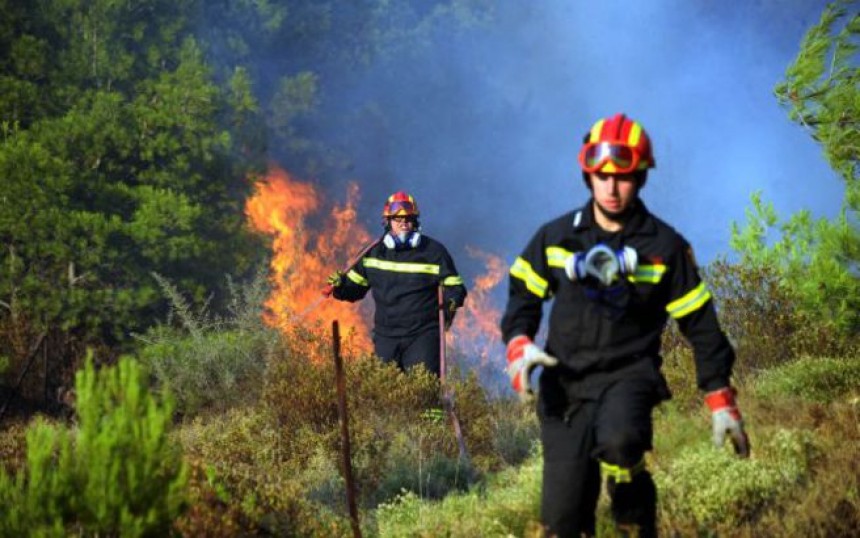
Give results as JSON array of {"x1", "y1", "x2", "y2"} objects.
[
  {"x1": 501, "y1": 113, "x2": 750, "y2": 537},
  {"x1": 328, "y1": 191, "x2": 467, "y2": 377}
]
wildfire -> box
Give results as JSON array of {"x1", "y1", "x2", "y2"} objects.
[
  {"x1": 245, "y1": 164, "x2": 508, "y2": 375},
  {"x1": 245, "y1": 165, "x2": 373, "y2": 356},
  {"x1": 450, "y1": 246, "x2": 506, "y2": 368}
]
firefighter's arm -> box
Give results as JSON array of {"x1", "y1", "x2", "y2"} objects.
[
  {"x1": 331, "y1": 260, "x2": 371, "y2": 302},
  {"x1": 439, "y1": 249, "x2": 467, "y2": 308},
  {"x1": 500, "y1": 228, "x2": 557, "y2": 400},
  {"x1": 668, "y1": 240, "x2": 749, "y2": 457}
]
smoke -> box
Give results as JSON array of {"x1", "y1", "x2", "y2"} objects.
[
  {"x1": 218, "y1": 0, "x2": 844, "y2": 311},
  {"x1": 274, "y1": 1, "x2": 841, "y2": 279}
]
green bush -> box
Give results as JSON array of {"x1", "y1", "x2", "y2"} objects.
[
  {"x1": 262, "y1": 336, "x2": 496, "y2": 503},
  {"x1": 489, "y1": 399, "x2": 539, "y2": 467},
  {"x1": 175, "y1": 405, "x2": 354, "y2": 536},
  {"x1": 137, "y1": 271, "x2": 277, "y2": 415},
  {"x1": 753, "y1": 356, "x2": 860, "y2": 402},
  {"x1": 655, "y1": 429, "x2": 814, "y2": 532},
  {"x1": 375, "y1": 446, "x2": 544, "y2": 537},
  {"x1": 0, "y1": 355, "x2": 187, "y2": 537}
]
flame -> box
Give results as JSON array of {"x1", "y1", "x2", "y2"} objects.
[
  {"x1": 244, "y1": 164, "x2": 511, "y2": 376},
  {"x1": 450, "y1": 246, "x2": 507, "y2": 368},
  {"x1": 245, "y1": 165, "x2": 373, "y2": 356}
]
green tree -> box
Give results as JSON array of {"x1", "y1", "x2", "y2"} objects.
[
  {"x1": 0, "y1": 356, "x2": 187, "y2": 536},
  {"x1": 731, "y1": 0, "x2": 859, "y2": 335},
  {"x1": 0, "y1": 1, "x2": 267, "y2": 390}
]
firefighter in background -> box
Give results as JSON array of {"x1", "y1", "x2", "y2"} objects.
[
  {"x1": 328, "y1": 191, "x2": 467, "y2": 377},
  {"x1": 501, "y1": 113, "x2": 750, "y2": 537}
]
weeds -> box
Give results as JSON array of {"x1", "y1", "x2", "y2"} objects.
[{"x1": 136, "y1": 270, "x2": 278, "y2": 415}]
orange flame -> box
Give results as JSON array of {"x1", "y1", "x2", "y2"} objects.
[
  {"x1": 450, "y1": 246, "x2": 506, "y2": 369},
  {"x1": 245, "y1": 164, "x2": 510, "y2": 377},
  {"x1": 245, "y1": 165, "x2": 373, "y2": 356}
]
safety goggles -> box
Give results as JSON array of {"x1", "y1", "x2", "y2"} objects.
[
  {"x1": 578, "y1": 142, "x2": 641, "y2": 174},
  {"x1": 387, "y1": 200, "x2": 417, "y2": 216}
]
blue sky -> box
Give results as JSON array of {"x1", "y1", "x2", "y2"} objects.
[{"x1": 323, "y1": 1, "x2": 844, "y2": 274}]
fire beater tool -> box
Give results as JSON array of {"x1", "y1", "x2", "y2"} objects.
[
  {"x1": 321, "y1": 236, "x2": 383, "y2": 298},
  {"x1": 438, "y1": 285, "x2": 470, "y2": 465}
]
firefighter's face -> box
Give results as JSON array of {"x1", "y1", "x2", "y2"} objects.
[
  {"x1": 388, "y1": 216, "x2": 416, "y2": 235},
  {"x1": 589, "y1": 172, "x2": 638, "y2": 218}
]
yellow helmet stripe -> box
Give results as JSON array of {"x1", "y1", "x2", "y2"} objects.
[
  {"x1": 627, "y1": 122, "x2": 642, "y2": 147},
  {"x1": 589, "y1": 119, "x2": 606, "y2": 143},
  {"x1": 666, "y1": 281, "x2": 711, "y2": 318}
]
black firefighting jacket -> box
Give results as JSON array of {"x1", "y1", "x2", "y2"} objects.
[
  {"x1": 333, "y1": 234, "x2": 467, "y2": 338},
  {"x1": 501, "y1": 200, "x2": 734, "y2": 391}
]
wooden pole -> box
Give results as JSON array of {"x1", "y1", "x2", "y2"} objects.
[
  {"x1": 332, "y1": 321, "x2": 362, "y2": 538},
  {"x1": 437, "y1": 287, "x2": 469, "y2": 464}
]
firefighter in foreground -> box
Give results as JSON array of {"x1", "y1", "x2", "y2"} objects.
[
  {"x1": 501, "y1": 113, "x2": 750, "y2": 537},
  {"x1": 328, "y1": 191, "x2": 467, "y2": 377}
]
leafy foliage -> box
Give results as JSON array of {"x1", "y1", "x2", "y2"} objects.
[
  {"x1": 0, "y1": 355, "x2": 187, "y2": 537},
  {"x1": 136, "y1": 271, "x2": 277, "y2": 415},
  {"x1": 656, "y1": 430, "x2": 814, "y2": 531},
  {"x1": 730, "y1": 192, "x2": 860, "y2": 335},
  {"x1": 375, "y1": 446, "x2": 544, "y2": 538},
  {"x1": 0, "y1": 0, "x2": 268, "y2": 395},
  {"x1": 754, "y1": 355, "x2": 860, "y2": 402},
  {"x1": 732, "y1": 0, "x2": 859, "y2": 335}
]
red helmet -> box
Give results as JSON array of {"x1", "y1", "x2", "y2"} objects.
[
  {"x1": 382, "y1": 191, "x2": 420, "y2": 218},
  {"x1": 578, "y1": 113, "x2": 655, "y2": 174}
]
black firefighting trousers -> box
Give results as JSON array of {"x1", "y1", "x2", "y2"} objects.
[
  {"x1": 537, "y1": 357, "x2": 667, "y2": 537},
  {"x1": 372, "y1": 325, "x2": 441, "y2": 377}
]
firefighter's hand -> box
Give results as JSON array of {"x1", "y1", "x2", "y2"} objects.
[
  {"x1": 705, "y1": 387, "x2": 750, "y2": 458},
  {"x1": 505, "y1": 335, "x2": 558, "y2": 403},
  {"x1": 327, "y1": 270, "x2": 345, "y2": 288},
  {"x1": 442, "y1": 298, "x2": 457, "y2": 330}
]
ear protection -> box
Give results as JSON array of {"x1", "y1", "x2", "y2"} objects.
[{"x1": 383, "y1": 230, "x2": 422, "y2": 250}]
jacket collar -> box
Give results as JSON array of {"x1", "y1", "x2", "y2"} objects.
[{"x1": 572, "y1": 198, "x2": 658, "y2": 238}]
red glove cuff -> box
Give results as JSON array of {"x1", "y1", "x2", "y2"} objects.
[
  {"x1": 705, "y1": 387, "x2": 738, "y2": 412},
  {"x1": 506, "y1": 335, "x2": 531, "y2": 364}
]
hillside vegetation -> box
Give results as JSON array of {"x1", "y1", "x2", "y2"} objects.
[{"x1": 0, "y1": 1, "x2": 857, "y2": 536}]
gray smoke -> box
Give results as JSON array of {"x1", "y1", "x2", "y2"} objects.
[{"x1": 246, "y1": 0, "x2": 844, "y2": 303}]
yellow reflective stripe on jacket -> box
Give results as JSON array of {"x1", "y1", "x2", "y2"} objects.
[
  {"x1": 443, "y1": 275, "x2": 464, "y2": 286},
  {"x1": 666, "y1": 281, "x2": 711, "y2": 318},
  {"x1": 628, "y1": 263, "x2": 667, "y2": 284},
  {"x1": 346, "y1": 269, "x2": 368, "y2": 286},
  {"x1": 510, "y1": 256, "x2": 548, "y2": 298},
  {"x1": 363, "y1": 257, "x2": 440, "y2": 275},
  {"x1": 546, "y1": 246, "x2": 573, "y2": 269}
]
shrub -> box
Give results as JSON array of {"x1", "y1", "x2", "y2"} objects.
[
  {"x1": 175, "y1": 405, "x2": 354, "y2": 537},
  {"x1": 375, "y1": 446, "x2": 544, "y2": 537},
  {"x1": 753, "y1": 355, "x2": 860, "y2": 403},
  {"x1": 0, "y1": 355, "x2": 187, "y2": 537},
  {"x1": 262, "y1": 335, "x2": 496, "y2": 505},
  {"x1": 489, "y1": 399, "x2": 539, "y2": 467},
  {"x1": 137, "y1": 271, "x2": 277, "y2": 415},
  {"x1": 655, "y1": 429, "x2": 814, "y2": 532}
]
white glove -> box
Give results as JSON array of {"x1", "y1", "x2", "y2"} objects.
[
  {"x1": 705, "y1": 387, "x2": 750, "y2": 458},
  {"x1": 505, "y1": 335, "x2": 558, "y2": 402}
]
